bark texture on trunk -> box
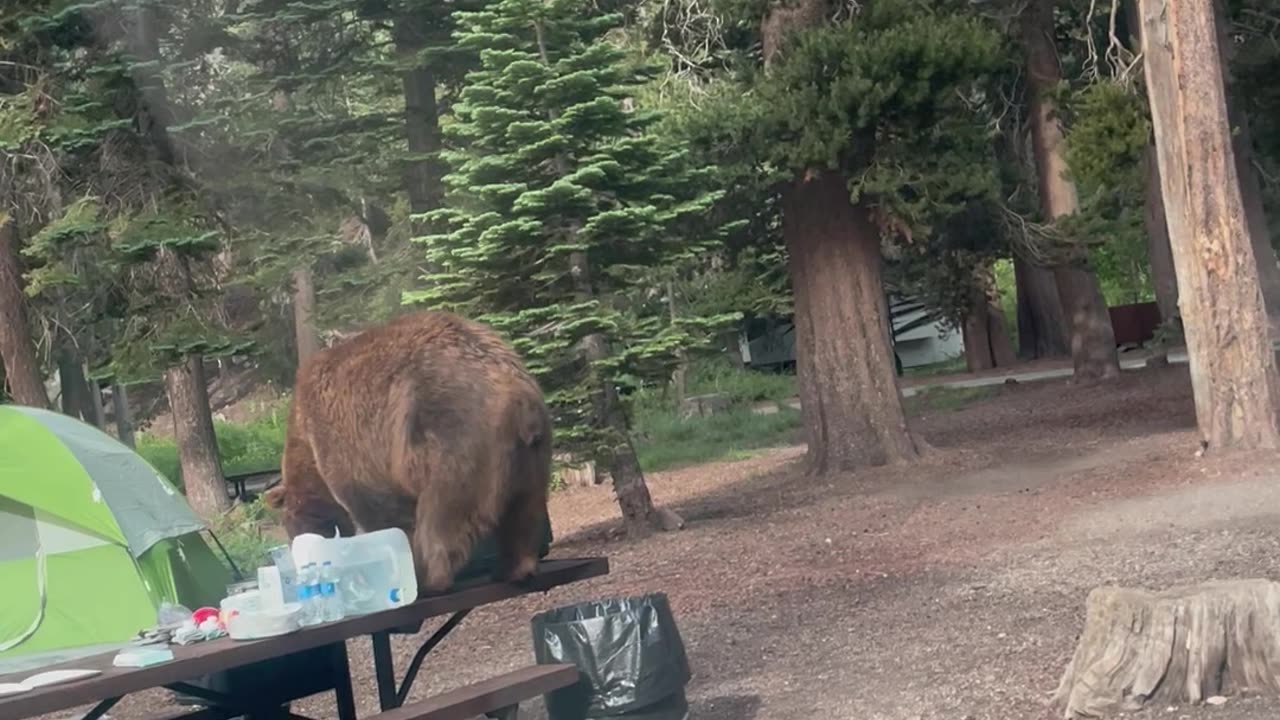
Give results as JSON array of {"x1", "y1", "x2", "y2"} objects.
[
  {"x1": 1127, "y1": 0, "x2": 1181, "y2": 327},
  {"x1": 1142, "y1": 144, "x2": 1180, "y2": 323},
  {"x1": 393, "y1": 14, "x2": 444, "y2": 220},
  {"x1": 963, "y1": 278, "x2": 1018, "y2": 371},
  {"x1": 963, "y1": 299, "x2": 995, "y2": 372},
  {"x1": 166, "y1": 355, "x2": 230, "y2": 518},
  {"x1": 1139, "y1": 0, "x2": 1280, "y2": 451},
  {"x1": 1014, "y1": 258, "x2": 1071, "y2": 359},
  {"x1": 292, "y1": 267, "x2": 321, "y2": 366},
  {"x1": 1215, "y1": 0, "x2": 1280, "y2": 324},
  {"x1": 0, "y1": 219, "x2": 48, "y2": 407},
  {"x1": 1053, "y1": 580, "x2": 1280, "y2": 717},
  {"x1": 57, "y1": 346, "x2": 94, "y2": 422},
  {"x1": 1021, "y1": 0, "x2": 1121, "y2": 381},
  {"x1": 784, "y1": 172, "x2": 921, "y2": 473}
]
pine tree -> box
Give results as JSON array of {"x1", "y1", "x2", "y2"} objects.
[{"x1": 410, "y1": 0, "x2": 732, "y2": 533}]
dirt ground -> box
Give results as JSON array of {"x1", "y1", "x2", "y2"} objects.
[{"x1": 75, "y1": 364, "x2": 1280, "y2": 719}]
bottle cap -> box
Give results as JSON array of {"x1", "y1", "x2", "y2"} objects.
[{"x1": 389, "y1": 588, "x2": 401, "y2": 604}]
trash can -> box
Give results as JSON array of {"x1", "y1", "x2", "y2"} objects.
[{"x1": 531, "y1": 593, "x2": 691, "y2": 720}]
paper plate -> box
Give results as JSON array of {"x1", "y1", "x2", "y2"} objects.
[{"x1": 20, "y1": 669, "x2": 101, "y2": 688}]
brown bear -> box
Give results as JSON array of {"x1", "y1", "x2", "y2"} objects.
[{"x1": 263, "y1": 310, "x2": 552, "y2": 594}]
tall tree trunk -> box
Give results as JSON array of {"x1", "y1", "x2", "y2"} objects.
[
  {"x1": 1215, "y1": 0, "x2": 1280, "y2": 327},
  {"x1": 666, "y1": 280, "x2": 688, "y2": 404},
  {"x1": 1142, "y1": 144, "x2": 1180, "y2": 324},
  {"x1": 1021, "y1": 0, "x2": 1121, "y2": 382},
  {"x1": 292, "y1": 267, "x2": 321, "y2": 366},
  {"x1": 785, "y1": 172, "x2": 922, "y2": 473},
  {"x1": 1139, "y1": 0, "x2": 1280, "y2": 451},
  {"x1": 569, "y1": 252, "x2": 677, "y2": 533},
  {"x1": 963, "y1": 278, "x2": 1018, "y2": 372},
  {"x1": 1126, "y1": 0, "x2": 1180, "y2": 326},
  {"x1": 987, "y1": 291, "x2": 1018, "y2": 367},
  {"x1": 1014, "y1": 258, "x2": 1071, "y2": 359},
  {"x1": 0, "y1": 219, "x2": 48, "y2": 407},
  {"x1": 88, "y1": 371, "x2": 106, "y2": 428},
  {"x1": 109, "y1": 7, "x2": 230, "y2": 500},
  {"x1": 392, "y1": 14, "x2": 444, "y2": 222},
  {"x1": 166, "y1": 355, "x2": 231, "y2": 517},
  {"x1": 56, "y1": 346, "x2": 94, "y2": 423},
  {"x1": 529, "y1": 22, "x2": 672, "y2": 533},
  {"x1": 963, "y1": 294, "x2": 996, "y2": 372},
  {"x1": 762, "y1": 0, "x2": 921, "y2": 473},
  {"x1": 113, "y1": 382, "x2": 136, "y2": 448}
]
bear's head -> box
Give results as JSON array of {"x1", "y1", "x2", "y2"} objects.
[{"x1": 263, "y1": 483, "x2": 354, "y2": 539}]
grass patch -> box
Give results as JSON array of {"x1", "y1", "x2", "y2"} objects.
[
  {"x1": 627, "y1": 358, "x2": 802, "y2": 473},
  {"x1": 902, "y1": 355, "x2": 967, "y2": 377},
  {"x1": 633, "y1": 406, "x2": 802, "y2": 472},
  {"x1": 905, "y1": 384, "x2": 1001, "y2": 413}
]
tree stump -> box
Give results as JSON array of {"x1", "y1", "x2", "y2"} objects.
[
  {"x1": 679, "y1": 393, "x2": 731, "y2": 419},
  {"x1": 1052, "y1": 579, "x2": 1280, "y2": 718}
]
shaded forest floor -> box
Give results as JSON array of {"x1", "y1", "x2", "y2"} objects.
[{"x1": 78, "y1": 364, "x2": 1280, "y2": 719}]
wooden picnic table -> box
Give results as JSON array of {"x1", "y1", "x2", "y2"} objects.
[{"x1": 0, "y1": 557, "x2": 609, "y2": 720}]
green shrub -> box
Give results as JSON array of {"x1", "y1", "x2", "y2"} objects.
[
  {"x1": 136, "y1": 398, "x2": 290, "y2": 489},
  {"x1": 207, "y1": 498, "x2": 281, "y2": 576}
]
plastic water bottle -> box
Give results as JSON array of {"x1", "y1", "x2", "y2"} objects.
[
  {"x1": 319, "y1": 561, "x2": 345, "y2": 623},
  {"x1": 296, "y1": 563, "x2": 320, "y2": 627}
]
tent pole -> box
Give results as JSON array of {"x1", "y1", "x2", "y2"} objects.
[{"x1": 204, "y1": 529, "x2": 244, "y2": 581}]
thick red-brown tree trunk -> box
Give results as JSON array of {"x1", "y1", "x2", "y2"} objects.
[
  {"x1": 166, "y1": 355, "x2": 231, "y2": 518},
  {"x1": 1126, "y1": 0, "x2": 1181, "y2": 327},
  {"x1": 0, "y1": 219, "x2": 48, "y2": 407},
  {"x1": 1214, "y1": 0, "x2": 1280, "y2": 328},
  {"x1": 1021, "y1": 0, "x2": 1121, "y2": 382},
  {"x1": 1014, "y1": 258, "x2": 1071, "y2": 359},
  {"x1": 1139, "y1": 0, "x2": 1280, "y2": 451},
  {"x1": 785, "y1": 172, "x2": 922, "y2": 473},
  {"x1": 964, "y1": 277, "x2": 1018, "y2": 371}
]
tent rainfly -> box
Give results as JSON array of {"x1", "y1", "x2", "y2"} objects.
[{"x1": 0, "y1": 404, "x2": 229, "y2": 674}]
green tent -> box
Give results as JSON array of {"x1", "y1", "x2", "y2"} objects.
[{"x1": 0, "y1": 405, "x2": 230, "y2": 675}]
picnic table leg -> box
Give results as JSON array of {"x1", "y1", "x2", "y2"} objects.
[
  {"x1": 394, "y1": 609, "x2": 470, "y2": 707},
  {"x1": 330, "y1": 641, "x2": 358, "y2": 720},
  {"x1": 371, "y1": 631, "x2": 398, "y2": 710},
  {"x1": 81, "y1": 697, "x2": 120, "y2": 720}
]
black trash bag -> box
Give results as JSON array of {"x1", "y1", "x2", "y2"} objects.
[{"x1": 532, "y1": 593, "x2": 691, "y2": 720}]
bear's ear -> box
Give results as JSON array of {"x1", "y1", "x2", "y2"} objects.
[{"x1": 263, "y1": 484, "x2": 287, "y2": 510}]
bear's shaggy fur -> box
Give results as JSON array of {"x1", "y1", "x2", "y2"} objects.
[{"x1": 264, "y1": 310, "x2": 552, "y2": 593}]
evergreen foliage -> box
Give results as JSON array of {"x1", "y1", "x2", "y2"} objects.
[{"x1": 408, "y1": 0, "x2": 738, "y2": 461}]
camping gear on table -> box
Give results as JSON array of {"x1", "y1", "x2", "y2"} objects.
[
  {"x1": 290, "y1": 527, "x2": 418, "y2": 615},
  {"x1": 532, "y1": 593, "x2": 691, "y2": 720},
  {"x1": 0, "y1": 405, "x2": 230, "y2": 676}
]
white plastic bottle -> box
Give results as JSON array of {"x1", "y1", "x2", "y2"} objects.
[
  {"x1": 329, "y1": 528, "x2": 418, "y2": 616},
  {"x1": 318, "y1": 561, "x2": 345, "y2": 622}
]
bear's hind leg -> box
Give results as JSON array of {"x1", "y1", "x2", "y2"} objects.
[
  {"x1": 494, "y1": 492, "x2": 546, "y2": 585},
  {"x1": 411, "y1": 493, "x2": 488, "y2": 595}
]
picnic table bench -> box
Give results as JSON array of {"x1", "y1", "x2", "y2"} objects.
[
  {"x1": 223, "y1": 468, "x2": 282, "y2": 502},
  {"x1": 0, "y1": 558, "x2": 607, "y2": 720}
]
